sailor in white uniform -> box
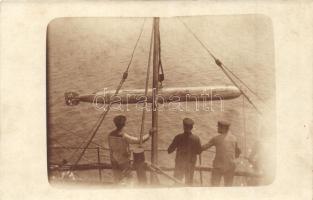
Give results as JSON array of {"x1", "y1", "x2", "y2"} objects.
[{"x1": 108, "y1": 115, "x2": 151, "y2": 183}]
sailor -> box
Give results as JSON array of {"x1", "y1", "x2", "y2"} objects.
[
  {"x1": 108, "y1": 115, "x2": 152, "y2": 183},
  {"x1": 167, "y1": 118, "x2": 202, "y2": 185},
  {"x1": 201, "y1": 120, "x2": 241, "y2": 186}
]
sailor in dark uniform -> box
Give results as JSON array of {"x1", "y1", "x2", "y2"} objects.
[
  {"x1": 108, "y1": 115, "x2": 151, "y2": 183},
  {"x1": 167, "y1": 118, "x2": 202, "y2": 185}
]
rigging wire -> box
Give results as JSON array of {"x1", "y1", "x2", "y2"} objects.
[
  {"x1": 70, "y1": 18, "x2": 147, "y2": 167},
  {"x1": 126, "y1": 19, "x2": 147, "y2": 72},
  {"x1": 222, "y1": 65, "x2": 263, "y2": 102},
  {"x1": 139, "y1": 20, "x2": 154, "y2": 145},
  {"x1": 63, "y1": 112, "x2": 108, "y2": 164},
  {"x1": 58, "y1": 126, "x2": 108, "y2": 150},
  {"x1": 178, "y1": 18, "x2": 262, "y2": 115},
  {"x1": 50, "y1": 138, "x2": 99, "y2": 164},
  {"x1": 218, "y1": 62, "x2": 262, "y2": 115},
  {"x1": 175, "y1": 17, "x2": 259, "y2": 99}
]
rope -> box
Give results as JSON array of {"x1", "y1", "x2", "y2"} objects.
[
  {"x1": 71, "y1": 19, "x2": 147, "y2": 167},
  {"x1": 218, "y1": 62, "x2": 262, "y2": 115},
  {"x1": 60, "y1": 129, "x2": 97, "y2": 164},
  {"x1": 50, "y1": 138, "x2": 94, "y2": 164},
  {"x1": 139, "y1": 21, "x2": 154, "y2": 145},
  {"x1": 58, "y1": 126, "x2": 107, "y2": 150},
  {"x1": 178, "y1": 18, "x2": 217, "y2": 59},
  {"x1": 64, "y1": 108, "x2": 109, "y2": 164},
  {"x1": 158, "y1": 25, "x2": 165, "y2": 83},
  {"x1": 222, "y1": 65, "x2": 264, "y2": 102},
  {"x1": 63, "y1": 102, "x2": 116, "y2": 164},
  {"x1": 178, "y1": 18, "x2": 262, "y2": 115},
  {"x1": 125, "y1": 18, "x2": 147, "y2": 72}
]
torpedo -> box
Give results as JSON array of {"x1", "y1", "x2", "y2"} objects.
[{"x1": 64, "y1": 86, "x2": 241, "y2": 106}]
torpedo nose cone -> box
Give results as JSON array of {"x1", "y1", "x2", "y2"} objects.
[{"x1": 64, "y1": 92, "x2": 80, "y2": 106}]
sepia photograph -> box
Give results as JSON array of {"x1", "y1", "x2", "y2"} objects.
[
  {"x1": 46, "y1": 15, "x2": 276, "y2": 187},
  {"x1": 0, "y1": 0, "x2": 313, "y2": 200},
  {"x1": 1, "y1": 1, "x2": 313, "y2": 200}
]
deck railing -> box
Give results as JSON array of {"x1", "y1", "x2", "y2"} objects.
[{"x1": 48, "y1": 146, "x2": 258, "y2": 186}]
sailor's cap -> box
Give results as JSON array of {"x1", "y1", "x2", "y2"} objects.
[
  {"x1": 113, "y1": 115, "x2": 127, "y2": 126},
  {"x1": 183, "y1": 118, "x2": 194, "y2": 126},
  {"x1": 218, "y1": 120, "x2": 231, "y2": 128}
]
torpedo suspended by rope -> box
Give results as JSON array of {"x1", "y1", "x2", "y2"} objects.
[{"x1": 57, "y1": 17, "x2": 263, "y2": 185}]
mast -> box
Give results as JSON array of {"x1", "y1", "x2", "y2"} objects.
[{"x1": 151, "y1": 17, "x2": 160, "y2": 183}]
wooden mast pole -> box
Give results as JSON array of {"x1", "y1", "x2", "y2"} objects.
[{"x1": 151, "y1": 17, "x2": 160, "y2": 183}]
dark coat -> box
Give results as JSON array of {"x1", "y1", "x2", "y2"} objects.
[{"x1": 168, "y1": 132, "x2": 202, "y2": 166}]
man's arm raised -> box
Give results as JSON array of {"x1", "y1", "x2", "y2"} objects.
[
  {"x1": 201, "y1": 137, "x2": 215, "y2": 151},
  {"x1": 123, "y1": 128, "x2": 154, "y2": 144}
]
